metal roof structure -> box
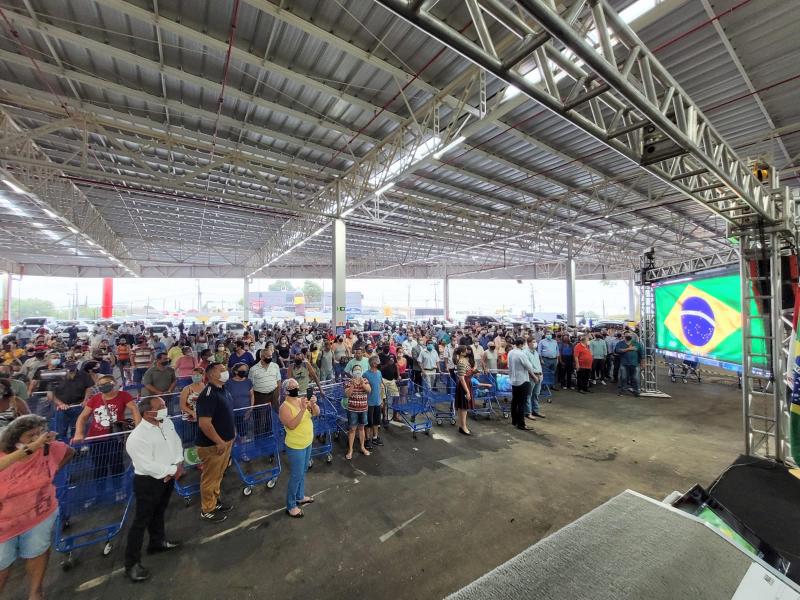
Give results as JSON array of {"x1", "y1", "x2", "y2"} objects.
[{"x1": 0, "y1": 0, "x2": 796, "y2": 281}]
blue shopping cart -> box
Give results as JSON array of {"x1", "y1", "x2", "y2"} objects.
[
  {"x1": 488, "y1": 370, "x2": 512, "y2": 418},
  {"x1": 391, "y1": 379, "x2": 432, "y2": 439},
  {"x1": 52, "y1": 404, "x2": 84, "y2": 442},
  {"x1": 469, "y1": 373, "x2": 501, "y2": 419},
  {"x1": 424, "y1": 373, "x2": 456, "y2": 426},
  {"x1": 232, "y1": 404, "x2": 281, "y2": 496},
  {"x1": 540, "y1": 368, "x2": 555, "y2": 402},
  {"x1": 308, "y1": 383, "x2": 342, "y2": 466},
  {"x1": 171, "y1": 416, "x2": 202, "y2": 506},
  {"x1": 54, "y1": 431, "x2": 134, "y2": 570}
]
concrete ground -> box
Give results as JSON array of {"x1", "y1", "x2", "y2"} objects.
[{"x1": 8, "y1": 374, "x2": 743, "y2": 600}]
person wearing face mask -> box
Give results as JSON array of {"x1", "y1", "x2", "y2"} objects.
[
  {"x1": 179, "y1": 367, "x2": 205, "y2": 423},
  {"x1": 276, "y1": 336, "x2": 291, "y2": 368},
  {"x1": 616, "y1": 333, "x2": 644, "y2": 397},
  {"x1": 0, "y1": 379, "x2": 30, "y2": 431},
  {"x1": 287, "y1": 349, "x2": 322, "y2": 396},
  {"x1": 142, "y1": 352, "x2": 177, "y2": 398},
  {"x1": 73, "y1": 376, "x2": 140, "y2": 444},
  {"x1": 0, "y1": 415, "x2": 73, "y2": 600},
  {"x1": 213, "y1": 343, "x2": 230, "y2": 367},
  {"x1": 418, "y1": 338, "x2": 440, "y2": 389},
  {"x1": 123, "y1": 396, "x2": 184, "y2": 582},
  {"x1": 538, "y1": 332, "x2": 559, "y2": 388},
  {"x1": 28, "y1": 352, "x2": 65, "y2": 398},
  {"x1": 278, "y1": 379, "x2": 318, "y2": 518},
  {"x1": 225, "y1": 363, "x2": 254, "y2": 413},
  {"x1": 344, "y1": 365, "x2": 370, "y2": 460},
  {"x1": 195, "y1": 363, "x2": 236, "y2": 523},
  {"x1": 249, "y1": 343, "x2": 281, "y2": 412}
]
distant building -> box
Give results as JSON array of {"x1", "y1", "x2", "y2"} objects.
[{"x1": 248, "y1": 291, "x2": 363, "y2": 316}]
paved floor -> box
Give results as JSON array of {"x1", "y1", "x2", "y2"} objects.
[{"x1": 8, "y1": 376, "x2": 743, "y2": 600}]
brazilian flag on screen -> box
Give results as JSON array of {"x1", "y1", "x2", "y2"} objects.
[{"x1": 654, "y1": 273, "x2": 765, "y2": 366}]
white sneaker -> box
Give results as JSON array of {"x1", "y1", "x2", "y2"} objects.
[{"x1": 600, "y1": 380, "x2": 607, "y2": 386}]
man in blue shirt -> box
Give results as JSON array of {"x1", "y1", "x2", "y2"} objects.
[
  {"x1": 616, "y1": 334, "x2": 644, "y2": 397},
  {"x1": 557, "y1": 334, "x2": 575, "y2": 390},
  {"x1": 363, "y1": 356, "x2": 385, "y2": 449},
  {"x1": 195, "y1": 362, "x2": 236, "y2": 523},
  {"x1": 538, "y1": 333, "x2": 558, "y2": 387}
]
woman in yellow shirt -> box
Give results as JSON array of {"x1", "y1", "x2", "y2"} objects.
[{"x1": 278, "y1": 378, "x2": 319, "y2": 518}]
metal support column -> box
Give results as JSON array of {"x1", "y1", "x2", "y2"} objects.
[
  {"x1": 638, "y1": 255, "x2": 669, "y2": 398},
  {"x1": 1, "y1": 271, "x2": 11, "y2": 334},
  {"x1": 566, "y1": 246, "x2": 576, "y2": 326},
  {"x1": 443, "y1": 272, "x2": 450, "y2": 322},
  {"x1": 243, "y1": 277, "x2": 250, "y2": 323},
  {"x1": 628, "y1": 271, "x2": 636, "y2": 321},
  {"x1": 332, "y1": 218, "x2": 347, "y2": 331}
]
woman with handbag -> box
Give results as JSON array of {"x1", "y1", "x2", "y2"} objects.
[{"x1": 73, "y1": 374, "x2": 140, "y2": 479}]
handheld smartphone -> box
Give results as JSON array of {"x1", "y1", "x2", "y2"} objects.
[{"x1": 306, "y1": 386, "x2": 314, "y2": 400}]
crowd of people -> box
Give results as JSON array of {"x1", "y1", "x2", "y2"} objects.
[{"x1": 0, "y1": 316, "x2": 643, "y2": 594}]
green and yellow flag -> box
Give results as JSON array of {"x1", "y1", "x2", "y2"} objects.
[{"x1": 655, "y1": 274, "x2": 764, "y2": 365}]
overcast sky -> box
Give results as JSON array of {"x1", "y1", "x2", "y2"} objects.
[{"x1": 8, "y1": 275, "x2": 635, "y2": 317}]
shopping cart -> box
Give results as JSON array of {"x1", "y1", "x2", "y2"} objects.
[
  {"x1": 423, "y1": 373, "x2": 456, "y2": 426},
  {"x1": 52, "y1": 405, "x2": 85, "y2": 442},
  {"x1": 54, "y1": 431, "x2": 134, "y2": 570},
  {"x1": 540, "y1": 369, "x2": 555, "y2": 402},
  {"x1": 170, "y1": 415, "x2": 203, "y2": 506},
  {"x1": 232, "y1": 404, "x2": 281, "y2": 496},
  {"x1": 308, "y1": 382, "x2": 343, "y2": 466},
  {"x1": 488, "y1": 370, "x2": 512, "y2": 418},
  {"x1": 667, "y1": 358, "x2": 702, "y2": 384},
  {"x1": 469, "y1": 373, "x2": 500, "y2": 419},
  {"x1": 391, "y1": 379, "x2": 432, "y2": 439}
]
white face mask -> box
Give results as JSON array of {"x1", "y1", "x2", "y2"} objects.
[
  {"x1": 155, "y1": 408, "x2": 168, "y2": 422},
  {"x1": 352, "y1": 369, "x2": 362, "y2": 378},
  {"x1": 218, "y1": 370, "x2": 230, "y2": 383}
]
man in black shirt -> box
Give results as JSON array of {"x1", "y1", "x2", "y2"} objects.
[{"x1": 195, "y1": 362, "x2": 235, "y2": 523}]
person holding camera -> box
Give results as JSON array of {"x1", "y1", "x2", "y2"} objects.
[
  {"x1": 123, "y1": 395, "x2": 184, "y2": 582},
  {"x1": 0, "y1": 415, "x2": 74, "y2": 600},
  {"x1": 278, "y1": 379, "x2": 319, "y2": 518}
]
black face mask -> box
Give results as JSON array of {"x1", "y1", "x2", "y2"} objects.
[
  {"x1": 287, "y1": 388, "x2": 299, "y2": 397},
  {"x1": 294, "y1": 359, "x2": 303, "y2": 366},
  {"x1": 263, "y1": 356, "x2": 272, "y2": 363},
  {"x1": 625, "y1": 337, "x2": 632, "y2": 342},
  {"x1": 236, "y1": 370, "x2": 247, "y2": 377}
]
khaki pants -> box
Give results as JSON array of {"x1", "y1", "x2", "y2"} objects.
[{"x1": 197, "y1": 440, "x2": 233, "y2": 514}]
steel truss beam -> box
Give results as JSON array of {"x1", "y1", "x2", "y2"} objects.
[
  {"x1": 12, "y1": 259, "x2": 629, "y2": 280},
  {"x1": 636, "y1": 248, "x2": 740, "y2": 284},
  {"x1": 0, "y1": 110, "x2": 140, "y2": 274},
  {"x1": 374, "y1": 0, "x2": 789, "y2": 230}
]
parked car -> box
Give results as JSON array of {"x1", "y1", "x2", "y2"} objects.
[
  {"x1": 464, "y1": 315, "x2": 502, "y2": 327},
  {"x1": 148, "y1": 324, "x2": 170, "y2": 338},
  {"x1": 590, "y1": 320, "x2": 626, "y2": 332},
  {"x1": 56, "y1": 321, "x2": 90, "y2": 341},
  {"x1": 19, "y1": 316, "x2": 59, "y2": 332},
  {"x1": 225, "y1": 322, "x2": 246, "y2": 337}
]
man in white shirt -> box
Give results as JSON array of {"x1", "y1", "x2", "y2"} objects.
[
  {"x1": 507, "y1": 338, "x2": 537, "y2": 431},
  {"x1": 124, "y1": 395, "x2": 183, "y2": 582},
  {"x1": 249, "y1": 344, "x2": 281, "y2": 410},
  {"x1": 418, "y1": 339, "x2": 440, "y2": 389},
  {"x1": 524, "y1": 337, "x2": 545, "y2": 420}
]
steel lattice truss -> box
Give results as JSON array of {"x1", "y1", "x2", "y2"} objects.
[{"x1": 0, "y1": 0, "x2": 796, "y2": 280}]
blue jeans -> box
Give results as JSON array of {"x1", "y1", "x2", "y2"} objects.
[
  {"x1": 526, "y1": 378, "x2": 542, "y2": 414},
  {"x1": 285, "y1": 445, "x2": 312, "y2": 510},
  {"x1": 618, "y1": 365, "x2": 640, "y2": 395}
]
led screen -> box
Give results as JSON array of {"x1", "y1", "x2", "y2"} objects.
[{"x1": 654, "y1": 272, "x2": 765, "y2": 366}]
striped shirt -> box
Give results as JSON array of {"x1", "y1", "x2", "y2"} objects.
[
  {"x1": 131, "y1": 346, "x2": 153, "y2": 369},
  {"x1": 248, "y1": 361, "x2": 281, "y2": 394}
]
